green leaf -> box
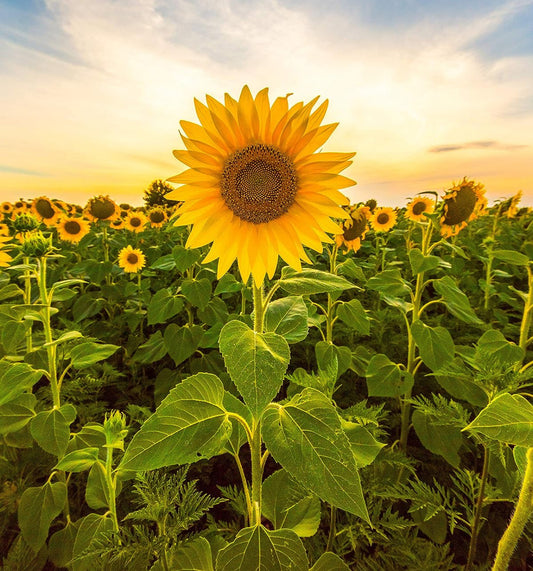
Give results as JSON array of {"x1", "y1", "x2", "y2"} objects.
[
  {"x1": 181, "y1": 277, "x2": 212, "y2": 310},
  {"x1": 366, "y1": 354, "x2": 414, "y2": 397},
  {"x1": 475, "y1": 330, "x2": 524, "y2": 367},
  {"x1": 0, "y1": 361, "x2": 43, "y2": 406},
  {"x1": 49, "y1": 519, "x2": 80, "y2": 569},
  {"x1": 55, "y1": 447, "x2": 100, "y2": 472},
  {"x1": 132, "y1": 330, "x2": 167, "y2": 364},
  {"x1": 18, "y1": 481, "x2": 67, "y2": 551},
  {"x1": 336, "y1": 299, "x2": 370, "y2": 336},
  {"x1": 72, "y1": 293, "x2": 105, "y2": 321},
  {"x1": 310, "y1": 552, "x2": 351, "y2": 571},
  {"x1": 0, "y1": 393, "x2": 36, "y2": 434},
  {"x1": 341, "y1": 421, "x2": 385, "y2": 467},
  {"x1": 1, "y1": 320, "x2": 27, "y2": 354},
  {"x1": 262, "y1": 469, "x2": 321, "y2": 537},
  {"x1": 316, "y1": 341, "x2": 352, "y2": 381},
  {"x1": 71, "y1": 513, "x2": 114, "y2": 571},
  {"x1": 411, "y1": 320, "x2": 455, "y2": 372},
  {"x1": 262, "y1": 388, "x2": 369, "y2": 522},
  {"x1": 435, "y1": 357, "x2": 488, "y2": 407},
  {"x1": 30, "y1": 403, "x2": 77, "y2": 457},
  {"x1": 70, "y1": 342, "x2": 119, "y2": 369},
  {"x1": 216, "y1": 525, "x2": 308, "y2": 571},
  {"x1": 119, "y1": 373, "x2": 232, "y2": 471},
  {"x1": 408, "y1": 248, "x2": 441, "y2": 275},
  {"x1": 150, "y1": 254, "x2": 176, "y2": 271},
  {"x1": 214, "y1": 273, "x2": 243, "y2": 295},
  {"x1": 163, "y1": 537, "x2": 214, "y2": 571},
  {"x1": 0, "y1": 283, "x2": 24, "y2": 301},
  {"x1": 433, "y1": 276, "x2": 483, "y2": 325},
  {"x1": 222, "y1": 391, "x2": 253, "y2": 456},
  {"x1": 464, "y1": 393, "x2": 533, "y2": 446},
  {"x1": 164, "y1": 324, "x2": 204, "y2": 366},
  {"x1": 366, "y1": 269, "x2": 411, "y2": 297},
  {"x1": 219, "y1": 320, "x2": 290, "y2": 417},
  {"x1": 278, "y1": 267, "x2": 355, "y2": 295},
  {"x1": 147, "y1": 289, "x2": 184, "y2": 325},
  {"x1": 412, "y1": 410, "x2": 463, "y2": 468},
  {"x1": 264, "y1": 296, "x2": 308, "y2": 344},
  {"x1": 173, "y1": 245, "x2": 202, "y2": 272},
  {"x1": 492, "y1": 249, "x2": 530, "y2": 266},
  {"x1": 85, "y1": 461, "x2": 121, "y2": 510},
  {"x1": 66, "y1": 423, "x2": 106, "y2": 455}
]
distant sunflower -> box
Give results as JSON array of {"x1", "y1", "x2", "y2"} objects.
[
  {"x1": 125, "y1": 212, "x2": 148, "y2": 233},
  {"x1": 167, "y1": 85, "x2": 354, "y2": 285},
  {"x1": 1, "y1": 202, "x2": 13, "y2": 216},
  {"x1": 440, "y1": 178, "x2": 486, "y2": 237},
  {"x1": 110, "y1": 218, "x2": 125, "y2": 230},
  {"x1": 335, "y1": 206, "x2": 370, "y2": 252},
  {"x1": 118, "y1": 245, "x2": 146, "y2": 273},
  {"x1": 31, "y1": 197, "x2": 60, "y2": 226},
  {"x1": 364, "y1": 198, "x2": 377, "y2": 213},
  {"x1": 147, "y1": 208, "x2": 167, "y2": 228},
  {"x1": 0, "y1": 236, "x2": 13, "y2": 267},
  {"x1": 505, "y1": 190, "x2": 522, "y2": 219},
  {"x1": 119, "y1": 203, "x2": 132, "y2": 211},
  {"x1": 57, "y1": 217, "x2": 91, "y2": 243},
  {"x1": 0, "y1": 223, "x2": 9, "y2": 237},
  {"x1": 405, "y1": 197, "x2": 435, "y2": 222},
  {"x1": 84, "y1": 195, "x2": 120, "y2": 222},
  {"x1": 370, "y1": 207, "x2": 397, "y2": 232}
]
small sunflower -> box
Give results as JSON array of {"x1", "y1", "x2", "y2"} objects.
[
  {"x1": 125, "y1": 212, "x2": 148, "y2": 233},
  {"x1": 0, "y1": 223, "x2": 10, "y2": 237},
  {"x1": 118, "y1": 245, "x2": 146, "y2": 273},
  {"x1": 335, "y1": 206, "x2": 370, "y2": 252},
  {"x1": 1, "y1": 202, "x2": 13, "y2": 216},
  {"x1": 119, "y1": 203, "x2": 132, "y2": 211},
  {"x1": 405, "y1": 196, "x2": 435, "y2": 222},
  {"x1": 364, "y1": 198, "x2": 377, "y2": 213},
  {"x1": 57, "y1": 217, "x2": 91, "y2": 243},
  {"x1": 505, "y1": 190, "x2": 522, "y2": 219},
  {"x1": 147, "y1": 208, "x2": 168, "y2": 228},
  {"x1": 0, "y1": 236, "x2": 13, "y2": 267},
  {"x1": 110, "y1": 218, "x2": 125, "y2": 230},
  {"x1": 167, "y1": 85, "x2": 355, "y2": 285},
  {"x1": 83, "y1": 195, "x2": 120, "y2": 222},
  {"x1": 370, "y1": 207, "x2": 397, "y2": 232},
  {"x1": 440, "y1": 177, "x2": 486, "y2": 237},
  {"x1": 31, "y1": 196, "x2": 60, "y2": 226}
]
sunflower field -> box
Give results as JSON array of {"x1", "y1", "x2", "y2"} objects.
[{"x1": 0, "y1": 88, "x2": 532, "y2": 571}]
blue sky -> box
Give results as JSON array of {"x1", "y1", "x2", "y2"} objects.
[{"x1": 1, "y1": 0, "x2": 532, "y2": 206}]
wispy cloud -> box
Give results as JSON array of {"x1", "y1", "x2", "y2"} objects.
[{"x1": 429, "y1": 141, "x2": 529, "y2": 153}]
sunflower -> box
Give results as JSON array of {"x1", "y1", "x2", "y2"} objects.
[
  {"x1": 110, "y1": 218, "x2": 125, "y2": 230},
  {"x1": 440, "y1": 177, "x2": 486, "y2": 237},
  {"x1": 57, "y1": 217, "x2": 91, "y2": 243},
  {"x1": 118, "y1": 245, "x2": 146, "y2": 273},
  {"x1": 335, "y1": 205, "x2": 370, "y2": 252},
  {"x1": 1, "y1": 202, "x2": 13, "y2": 216},
  {"x1": 405, "y1": 196, "x2": 435, "y2": 222},
  {"x1": 147, "y1": 208, "x2": 168, "y2": 228},
  {"x1": 31, "y1": 196, "x2": 60, "y2": 226},
  {"x1": 370, "y1": 207, "x2": 397, "y2": 232},
  {"x1": 83, "y1": 195, "x2": 120, "y2": 222},
  {"x1": 125, "y1": 212, "x2": 148, "y2": 233},
  {"x1": 0, "y1": 236, "x2": 13, "y2": 267},
  {"x1": 119, "y1": 203, "x2": 132, "y2": 211},
  {"x1": 166, "y1": 85, "x2": 354, "y2": 285},
  {"x1": 0, "y1": 223, "x2": 9, "y2": 237},
  {"x1": 505, "y1": 190, "x2": 522, "y2": 219}
]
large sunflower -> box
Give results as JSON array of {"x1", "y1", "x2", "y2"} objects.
[
  {"x1": 440, "y1": 177, "x2": 486, "y2": 237},
  {"x1": 118, "y1": 245, "x2": 146, "y2": 273},
  {"x1": 31, "y1": 196, "x2": 60, "y2": 226},
  {"x1": 166, "y1": 85, "x2": 355, "y2": 285},
  {"x1": 57, "y1": 217, "x2": 91, "y2": 243},
  {"x1": 405, "y1": 196, "x2": 435, "y2": 222},
  {"x1": 335, "y1": 205, "x2": 370, "y2": 253},
  {"x1": 370, "y1": 207, "x2": 397, "y2": 233}
]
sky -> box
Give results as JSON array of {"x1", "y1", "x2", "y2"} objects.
[{"x1": 0, "y1": 0, "x2": 532, "y2": 208}]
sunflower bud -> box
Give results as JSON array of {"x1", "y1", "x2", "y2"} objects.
[
  {"x1": 19, "y1": 231, "x2": 55, "y2": 258},
  {"x1": 12, "y1": 213, "x2": 41, "y2": 233},
  {"x1": 103, "y1": 410, "x2": 128, "y2": 450}
]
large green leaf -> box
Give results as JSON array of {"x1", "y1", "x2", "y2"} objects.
[
  {"x1": 219, "y1": 320, "x2": 290, "y2": 417},
  {"x1": 71, "y1": 513, "x2": 114, "y2": 571},
  {"x1": 262, "y1": 388, "x2": 369, "y2": 522},
  {"x1": 336, "y1": 299, "x2": 370, "y2": 336},
  {"x1": 366, "y1": 269, "x2": 411, "y2": 297},
  {"x1": 0, "y1": 392, "x2": 36, "y2": 434},
  {"x1": 147, "y1": 288, "x2": 184, "y2": 325},
  {"x1": 181, "y1": 277, "x2": 211, "y2": 310},
  {"x1": 464, "y1": 393, "x2": 533, "y2": 446},
  {"x1": 310, "y1": 552, "x2": 351, "y2": 571},
  {"x1": 475, "y1": 330, "x2": 524, "y2": 367},
  {"x1": 412, "y1": 410, "x2": 463, "y2": 468},
  {"x1": 262, "y1": 469, "x2": 321, "y2": 537},
  {"x1": 278, "y1": 267, "x2": 354, "y2": 295},
  {"x1": 30, "y1": 403, "x2": 77, "y2": 457},
  {"x1": 18, "y1": 481, "x2": 67, "y2": 551},
  {"x1": 0, "y1": 361, "x2": 43, "y2": 406},
  {"x1": 366, "y1": 354, "x2": 414, "y2": 397},
  {"x1": 132, "y1": 330, "x2": 167, "y2": 363},
  {"x1": 341, "y1": 421, "x2": 385, "y2": 467},
  {"x1": 119, "y1": 373, "x2": 232, "y2": 471},
  {"x1": 435, "y1": 357, "x2": 488, "y2": 407},
  {"x1": 48, "y1": 520, "x2": 81, "y2": 569},
  {"x1": 264, "y1": 296, "x2": 308, "y2": 344},
  {"x1": 55, "y1": 447, "x2": 100, "y2": 472},
  {"x1": 433, "y1": 276, "x2": 483, "y2": 325},
  {"x1": 173, "y1": 244, "x2": 202, "y2": 272},
  {"x1": 216, "y1": 525, "x2": 308, "y2": 571},
  {"x1": 164, "y1": 324, "x2": 204, "y2": 366},
  {"x1": 408, "y1": 248, "x2": 441, "y2": 275},
  {"x1": 411, "y1": 320, "x2": 455, "y2": 372},
  {"x1": 157, "y1": 537, "x2": 213, "y2": 571},
  {"x1": 70, "y1": 342, "x2": 119, "y2": 368},
  {"x1": 492, "y1": 249, "x2": 530, "y2": 266}
]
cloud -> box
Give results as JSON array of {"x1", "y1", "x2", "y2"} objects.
[{"x1": 429, "y1": 141, "x2": 529, "y2": 153}]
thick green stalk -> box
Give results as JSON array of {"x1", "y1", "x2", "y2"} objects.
[
  {"x1": 253, "y1": 283, "x2": 265, "y2": 334},
  {"x1": 23, "y1": 256, "x2": 33, "y2": 352},
  {"x1": 105, "y1": 447, "x2": 119, "y2": 533},
  {"x1": 518, "y1": 265, "x2": 532, "y2": 360},
  {"x1": 492, "y1": 447, "x2": 533, "y2": 571},
  {"x1": 466, "y1": 445, "x2": 490, "y2": 570},
  {"x1": 250, "y1": 420, "x2": 263, "y2": 526}
]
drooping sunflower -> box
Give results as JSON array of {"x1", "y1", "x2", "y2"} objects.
[
  {"x1": 110, "y1": 217, "x2": 125, "y2": 230},
  {"x1": 125, "y1": 212, "x2": 148, "y2": 233},
  {"x1": 118, "y1": 245, "x2": 146, "y2": 273},
  {"x1": 0, "y1": 223, "x2": 10, "y2": 237},
  {"x1": 83, "y1": 195, "x2": 120, "y2": 222},
  {"x1": 440, "y1": 177, "x2": 487, "y2": 237},
  {"x1": 0, "y1": 236, "x2": 13, "y2": 267},
  {"x1": 370, "y1": 207, "x2": 397, "y2": 232},
  {"x1": 119, "y1": 203, "x2": 132, "y2": 211},
  {"x1": 57, "y1": 217, "x2": 91, "y2": 243},
  {"x1": 166, "y1": 85, "x2": 355, "y2": 285},
  {"x1": 1, "y1": 202, "x2": 13, "y2": 216},
  {"x1": 504, "y1": 190, "x2": 522, "y2": 219},
  {"x1": 405, "y1": 196, "x2": 435, "y2": 222},
  {"x1": 147, "y1": 208, "x2": 168, "y2": 228},
  {"x1": 31, "y1": 196, "x2": 60, "y2": 226},
  {"x1": 335, "y1": 205, "x2": 370, "y2": 253}
]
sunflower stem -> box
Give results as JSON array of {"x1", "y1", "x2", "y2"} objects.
[
  {"x1": 253, "y1": 283, "x2": 265, "y2": 334},
  {"x1": 518, "y1": 265, "x2": 533, "y2": 364},
  {"x1": 23, "y1": 256, "x2": 33, "y2": 353}
]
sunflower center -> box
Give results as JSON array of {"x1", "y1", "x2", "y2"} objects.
[
  {"x1": 221, "y1": 144, "x2": 298, "y2": 224},
  {"x1": 127, "y1": 253, "x2": 139, "y2": 264},
  {"x1": 35, "y1": 199, "x2": 55, "y2": 219},
  {"x1": 412, "y1": 201, "x2": 427, "y2": 215},
  {"x1": 150, "y1": 211, "x2": 165, "y2": 223},
  {"x1": 130, "y1": 217, "x2": 142, "y2": 227},
  {"x1": 377, "y1": 213, "x2": 390, "y2": 225},
  {"x1": 90, "y1": 198, "x2": 116, "y2": 219},
  {"x1": 443, "y1": 185, "x2": 477, "y2": 226},
  {"x1": 343, "y1": 217, "x2": 367, "y2": 241},
  {"x1": 64, "y1": 220, "x2": 81, "y2": 235}
]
